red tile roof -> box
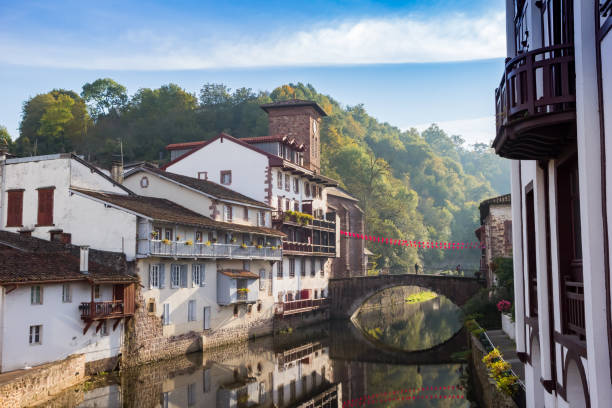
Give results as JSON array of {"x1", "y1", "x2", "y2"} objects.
[
  {"x1": 0, "y1": 231, "x2": 136, "y2": 285},
  {"x1": 166, "y1": 141, "x2": 207, "y2": 150}
]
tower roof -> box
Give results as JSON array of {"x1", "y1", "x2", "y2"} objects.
[{"x1": 260, "y1": 99, "x2": 327, "y2": 117}]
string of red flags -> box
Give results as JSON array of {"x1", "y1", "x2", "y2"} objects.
[{"x1": 340, "y1": 230, "x2": 485, "y2": 249}]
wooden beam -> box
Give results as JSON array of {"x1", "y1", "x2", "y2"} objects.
[
  {"x1": 95, "y1": 321, "x2": 103, "y2": 333},
  {"x1": 83, "y1": 321, "x2": 93, "y2": 335},
  {"x1": 113, "y1": 318, "x2": 121, "y2": 331}
]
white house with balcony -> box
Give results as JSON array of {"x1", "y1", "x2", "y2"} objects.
[{"x1": 162, "y1": 100, "x2": 339, "y2": 319}]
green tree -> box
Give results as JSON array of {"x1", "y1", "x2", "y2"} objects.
[
  {"x1": 0, "y1": 125, "x2": 11, "y2": 147},
  {"x1": 81, "y1": 78, "x2": 128, "y2": 119}
]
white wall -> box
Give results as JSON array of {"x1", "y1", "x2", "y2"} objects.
[
  {"x1": 1, "y1": 282, "x2": 122, "y2": 372},
  {"x1": 165, "y1": 138, "x2": 270, "y2": 204}
]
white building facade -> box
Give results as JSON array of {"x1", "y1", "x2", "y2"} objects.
[
  {"x1": 494, "y1": 1, "x2": 612, "y2": 407},
  {"x1": 163, "y1": 100, "x2": 339, "y2": 319}
]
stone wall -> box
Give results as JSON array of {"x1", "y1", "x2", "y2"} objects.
[
  {"x1": 202, "y1": 318, "x2": 273, "y2": 350},
  {"x1": 85, "y1": 356, "x2": 120, "y2": 375},
  {"x1": 273, "y1": 308, "x2": 330, "y2": 333},
  {"x1": 122, "y1": 287, "x2": 202, "y2": 368},
  {"x1": 328, "y1": 194, "x2": 365, "y2": 279},
  {"x1": 0, "y1": 354, "x2": 85, "y2": 408},
  {"x1": 483, "y1": 204, "x2": 512, "y2": 287},
  {"x1": 470, "y1": 334, "x2": 518, "y2": 408}
]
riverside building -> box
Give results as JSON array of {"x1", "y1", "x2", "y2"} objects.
[
  {"x1": 494, "y1": 1, "x2": 612, "y2": 406},
  {"x1": 163, "y1": 100, "x2": 340, "y2": 321}
]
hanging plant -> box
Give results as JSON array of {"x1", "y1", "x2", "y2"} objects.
[
  {"x1": 162, "y1": 239, "x2": 171, "y2": 245},
  {"x1": 151, "y1": 231, "x2": 159, "y2": 238},
  {"x1": 205, "y1": 241, "x2": 211, "y2": 247},
  {"x1": 185, "y1": 240, "x2": 193, "y2": 246},
  {"x1": 240, "y1": 243, "x2": 248, "y2": 249},
  {"x1": 256, "y1": 244, "x2": 263, "y2": 249}
]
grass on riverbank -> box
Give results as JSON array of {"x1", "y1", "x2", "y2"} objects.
[{"x1": 405, "y1": 291, "x2": 438, "y2": 304}]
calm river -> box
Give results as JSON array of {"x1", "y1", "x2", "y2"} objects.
[{"x1": 55, "y1": 286, "x2": 474, "y2": 407}]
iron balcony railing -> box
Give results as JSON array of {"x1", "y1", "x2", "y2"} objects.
[
  {"x1": 274, "y1": 298, "x2": 330, "y2": 316},
  {"x1": 80, "y1": 300, "x2": 127, "y2": 321},
  {"x1": 495, "y1": 44, "x2": 576, "y2": 134},
  {"x1": 146, "y1": 240, "x2": 282, "y2": 260}
]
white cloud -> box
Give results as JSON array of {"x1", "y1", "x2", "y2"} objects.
[
  {"x1": 413, "y1": 116, "x2": 496, "y2": 147},
  {"x1": 0, "y1": 12, "x2": 506, "y2": 70}
]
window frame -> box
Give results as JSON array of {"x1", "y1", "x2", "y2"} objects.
[
  {"x1": 224, "y1": 205, "x2": 233, "y2": 222},
  {"x1": 36, "y1": 187, "x2": 55, "y2": 227},
  {"x1": 94, "y1": 284, "x2": 100, "y2": 299},
  {"x1": 170, "y1": 265, "x2": 181, "y2": 288},
  {"x1": 31, "y1": 285, "x2": 43, "y2": 305},
  {"x1": 62, "y1": 283, "x2": 72, "y2": 303},
  {"x1": 289, "y1": 258, "x2": 295, "y2": 278},
  {"x1": 6, "y1": 189, "x2": 24, "y2": 227},
  {"x1": 258, "y1": 211, "x2": 266, "y2": 226},
  {"x1": 188, "y1": 299, "x2": 196, "y2": 322},
  {"x1": 29, "y1": 325, "x2": 42, "y2": 345},
  {"x1": 277, "y1": 171, "x2": 283, "y2": 189},
  {"x1": 293, "y1": 178, "x2": 299, "y2": 193},
  {"x1": 220, "y1": 170, "x2": 232, "y2": 185},
  {"x1": 285, "y1": 174, "x2": 290, "y2": 191}
]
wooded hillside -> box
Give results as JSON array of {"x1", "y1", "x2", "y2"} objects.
[{"x1": 5, "y1": 80, "x2": 510, "y2": 272}]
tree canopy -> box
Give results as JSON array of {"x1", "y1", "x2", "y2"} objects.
[{"x1": 11, "y1": 80, "x2": 509, "y2": 271}]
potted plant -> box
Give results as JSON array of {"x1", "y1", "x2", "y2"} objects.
[
  {"x1": 162, "y1": 238, "x2": 171, "y2": 245},
  {"x1": 497, "y1": 300, "x2": 515, "y2": 340},
  {"x1": 176, "y1": 235, "x2": 181, "y2": 241},
  {"x1": 230, "y1": 237, "x2": 236, "y2": 244},
  {"x1": 240, "y1": 243, "x2": 248, "y2": 249},
  {"x1": 256, "y1": 244, "x2": 263, "y2": 249},
  {"x1": 185, "y1": 240, "x2": 193, "y2": 246},
  {"x1": 237, "y1": 288, "x2": 250, "y2": 293},
  {"x1": 151, "y1": 231, "x2": 159, "y2": 239},
  {"x1": 205, "y1": 240, "x2": 211, "y2": 246}
]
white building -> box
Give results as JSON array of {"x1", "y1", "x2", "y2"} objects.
[
  {"x1": 0, "y1": 231, "x2": 137, "y2": 373},
  {"x1": 494, "y1": 1, "x2": 612, "y2": 407},
  {"x1": 163, "y1": 100, "x2": 339, "y2": 318}
]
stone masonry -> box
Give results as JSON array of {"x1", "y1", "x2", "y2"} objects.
[{"x1": 476, "y1": 194, "x2": 512, "y2": 287}]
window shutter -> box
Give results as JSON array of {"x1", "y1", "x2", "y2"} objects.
[
  {"x1": 148, "y1": 264, "x2": 152, "y2": 289},
  {"x1": 37, "y1": 188, "x2": 54, "y2": 226},
  {"x1": 200, "y1": 264, "x2": 206, "y2": 287},
  {"x1": 192, "y1": 265, "x2": 197, "y2": 288},
  {"x1": 159, "y1": 264, "x2": 165, "y2": 288},
  {"x1": 180, "y1": 265, "x2": 188, "y2": 288},
  {"x1": 203, "y1": 306, "x2": 211, "y2": 330},
  {"x1": 163, "y1": 303, "x2": 170, "y2": 325},
  {"x1": 6, "y1": 191, "x2": 24, "y2": 227}
]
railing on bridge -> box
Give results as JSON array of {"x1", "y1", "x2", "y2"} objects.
[{"x1": 274, "y1": 298, "x2": 330, "y2": 317}]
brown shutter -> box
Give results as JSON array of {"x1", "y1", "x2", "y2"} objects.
[
  {"x1": 37, "y1": 188, "x2": 54, "y2": 226},
  {"x1": 7, "y1": 190, "x2": 24, "y2": 227}
]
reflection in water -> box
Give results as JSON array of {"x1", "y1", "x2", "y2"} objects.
[
  {"x1": 355, "y1": 286, "x2": 464, "y2": 351},
  {"x1": 62, "y1": 288, "x2": 470, "y2": 407}
]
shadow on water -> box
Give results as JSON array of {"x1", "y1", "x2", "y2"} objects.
[{"x1": 44, "y1": 287, "x2": 475, "y2": 407}]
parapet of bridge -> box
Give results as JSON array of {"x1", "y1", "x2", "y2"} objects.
[{"x1": 328, "y1": 273, "x2": 483, "y2": 319}]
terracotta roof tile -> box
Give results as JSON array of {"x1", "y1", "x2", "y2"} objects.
[{"x1": 71, "y1": 188, "x2": 285, "y2": 238}]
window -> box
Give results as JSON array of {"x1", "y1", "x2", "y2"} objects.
[
  {"x1": 163, "y1": 303, "x2": 170, "y2": 325},
  {"x1": 192, "y1": 264, "x2": 205, "y2": 287},
  {"x1": 147, "y1": 299, "x2": 156, "y2": 314},
  {"x1": 289, "y1": 258, "x2": 295, "y2": 278},
  {"x1": 163, "y1": 392, "x2": 169, "y2": 408},
  {"x1": 94, "y1": 285, "x2": 100, "y2": 299},
  {"x1": 305, "y1": 183, "x2": 311, "y2": 197},
  {"x1": 203, "y1": 306, "x2": 211, "y2": 330},
  {"x1": 243, "y1": 260, "x2": 251, "y2": 271},
  {"x1": 320, "y1": 259, "x2": 325, "y2": 276},
  {"x1": 150, "y1": 264, "x2": 165, "y2": 289},
  {"x1": 29, "y1": 325, "x2": 42, "y2": 345},
  {"x1": 259, "y1": 269, "x2": 266, "y2": 290},
  {"x1": 6, "y1": 190, "x2": 24, "y2": 227},
  {"x1": 277, "y1": 196, "x2": 282, "y2": 211},
  {"x1": 310, "y1": 258, "x2": 316, "y2": 277},
  {"x1": 203, "y1": 368, "x2": 211, "y2": 392},
  {"x1": 258, "y1": 211, "x2": 266, "y2": 226},
  {"x1": 224, "y1": 205, "x2": 233, "y2": 222},
  {"x1": 37, "y1": 187, "x2": 54, "y2": 226},
  {"x1": 220, "y1": 170, "x2": 232, "y2": 185},
  {"x1": 164, "y1": 229, "x2": 173, "y2": 241},
  {"x1": 171, "y1": 264, "x2": 187, "y2": 288},
  {"x1": 153, "y1": 227, "x2": 162, "y2": 240},
  {"x1": 277, "y1": 262, "x2": 283, "y2": 279},
  {"x1": 244, "y1": 207, "x2": 249, "y2": 221},
  {"x1": 290, "y1": 380, "x2": 296, "y2": 401},
  {"x1": 278, "y1": 385, "x2": 285, "y2": 405},
  {"x1": 187, "y1": 383, "x2": 196, "y2": 406},
  {"x1": 301, "y1": 258, "x2": 306, "y2": 277},
  {"x1": 285, "y1": 174, "x2": 290, "y2": 191},
  {"x1": 62, "y1": 284, "x2": 71, "y2": 303},
  {"x1": 197, "y1": 171, "x2": 207, "y2": 180},
  {"x1": 277, "y1": 171, "x2": 283, "y2": 188},
  {"x1": 195, "y1": 231, "x2": 203, "y2": 243},
  {"x1": 31, "y1": 286, "x2": 42, "y2": 305},
  {"x1": 314, "y1": 290, "x2": 319, "y2": 299},
  {"x1": 293, "y1": 178, "x2": 299, "y2": 193},
  {"x1": 100, "y1": 320, "x2": 108, "y2": 336},
  {"x1": 188, "y1": 300, "x2": 196, "y2": 321},
  {"x1": 311, "y1": 372, "x2": 317, "y2": 386}
]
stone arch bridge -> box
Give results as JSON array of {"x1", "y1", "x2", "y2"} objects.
[{"x1": 329, "y1": 274, "x2": 483, "y2": 319}]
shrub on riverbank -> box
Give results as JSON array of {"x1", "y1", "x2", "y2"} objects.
[{"x1": 405, "y1": 291, "x2": 437, "y2": 304}]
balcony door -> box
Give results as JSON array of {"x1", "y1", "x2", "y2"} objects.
[
  {"x1": 525, "y1": 186, "x2": 538, "y2": 317},
  {"x1": 557, "y1": 154, "x2": 585, "y2": 339}
]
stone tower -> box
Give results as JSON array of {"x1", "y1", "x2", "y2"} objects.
[{"x1": 260, "y1": 100, "x2": 327, "y2": 173}]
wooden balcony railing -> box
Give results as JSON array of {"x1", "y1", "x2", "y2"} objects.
[
  {"x1": 494, "y1": 44, "x2": 576, "y2": 159},
  {"x1": 272, "y1": 211, "x2": 336, "y2": 230},
  {"x1": 282, "y1": 241, "x2": 335, "y2": 255},
  {"x1": 274, "y1": 298, "x2": 330, "y2": 317},
  {"x1": 564, "y1": 280, "x2": 585, "y2": 339},
  {"x1": 80, "y1": 301, "x2": 127, "y2": 321}
]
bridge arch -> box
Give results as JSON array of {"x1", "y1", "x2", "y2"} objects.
[{"x1": 329, "y1": 274, "x2": 483, "y2": 319}]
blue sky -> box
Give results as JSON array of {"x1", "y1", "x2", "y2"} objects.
[{"x1": 0, "y1": 0, "x2": 506, "y2": 146}]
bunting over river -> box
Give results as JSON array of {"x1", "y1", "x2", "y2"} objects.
[{"x1": 340, "y1": 230, "x2": 485, "y2": 250}]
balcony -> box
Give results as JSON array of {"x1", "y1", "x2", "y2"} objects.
[
  {"x1": 282, "y1": 241, "x2": 336, "y2": 257},
  {"x1": 564, "y1": 280, "x2": 585, "y2": 340},
  {"x1": 80, "y1": 301, "x2": 128, "y2": 321},
  {"x1": 272, "y1": 211, "x2": 336, "y2": 231},
  {"x1": 274, "y1": 298, "x2": 330, "y2": 317},
  {"x1": 493, "y1": 44, "x2": 577, "y2": 159},
  {"x1": 145, "y1": 240, "x2": 282, "y2": 261}
]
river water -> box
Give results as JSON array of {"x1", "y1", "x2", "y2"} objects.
[{"x1": 66, "y1": 286, "x2": 473, "y2": 407}]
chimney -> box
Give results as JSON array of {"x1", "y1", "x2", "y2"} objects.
[
  {"x1": 111, "y1": 161, "x2": 124, "y2": 184},
  {"x1": 80, "y1": 246, "x2": 89, "y2": 274}
]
